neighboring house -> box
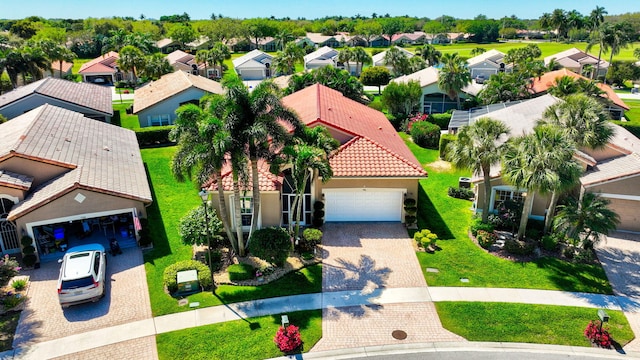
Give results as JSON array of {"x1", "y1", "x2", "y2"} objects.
[
  {"x1": 529, "y1": 68, "x2": 629, "y2": 120},
  {"x1": 232, "y1": 49, "x2": 274, "y2": 80},
  {"x1": 0, "y1": 77, "x2": 113, "y2": 122},
  {"x1": 372, "y1": 46, "x2": 415, "y2": 68},
  {"x1": 208, "y1": 84, "x2": 427, "y2": 230},
  {"x1": 50, "y1": 61, "x2": 73, "y2": 78},
  {"x1": 369, "y1": 35, "x2": 390, "y2": 47},
  {"x1": 78, "y1": 51, "x2": 132, "y2": 85},
  {"x1": 305, "y1": 33, "x2": 341, "y2": 48},
  {"x1": 456, "y1": 94, "x2": 640, "y2": 233},
  {"x1": 0, "y1": 104, "x2": 152, "y2": 258},
  {"x1": 544, "y1": 48, "x2": 609, "y2": 79},
  {"x1": 165, "y1": 50, "x2": 218, "y2": 79},
  {"x1": 345, "y1": 35, "x2": 367, "y2": 47},
  {"x1": 391, "y1": 32, "x2": 427, "y2": 45},
  {"x1": 466, "y1": 49, "x2": 512, "y2": 79},
  {"x1": 187, "y1": 36, "x2": 213, "y2": 52},
  {"x1": 304, "y1": 46, "x2": 339, "y2": 71},
  {"x1": 157, "y1": 38, "x2": 182, "y2": 54},
  {"x1": 391, "y1": 67, "x2": 474, "y2": 114},
  {"x1": 133, "y1": 70, "x2": 223, "y2": 127},
  {"x1": 256, "y1": 37, "x2": 278, "y2": 52}
]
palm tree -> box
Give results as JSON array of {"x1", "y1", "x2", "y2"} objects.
[
  {"x1": 438, "y1": 52, "x2": 471, "y2": 109},
  {"x1": 502, "y1": 125, "x2": 577, "y2": 239},
  {"x1": 272, "y1": 126, "x2": 338, "y2": 237},
  {"x1": 210, "y1": 42, "x2": 231, "y2": 78},
  {"x1": 470, "y1": 47, "x2": 486, "y2": 56},
  {"x1": 222, "y1": 75, "x2": 303, "y2": 251},
  {"x1": 447, "y1": 117, "x2": 510, "y2": 223},
  {"x1": 337, "y1": 47, "x2": 354, "y2": 74},
  {"x1": 407, "y1": 57, "x2": 427, "y2": 73},
  {"x1": 554, "y1": 192, "x2": 619, "y2": 249},
  {"x1": 273, "y1": 42, "x2": 305, "y2": 76},
  {"x1": 566, "y1": 10, "x2": 584, "y2": 42},
  {"x1": 195, "y1": 49, "x2": 214, "y2": 77},
  {"x1": 384, "y1": 46, "x2": 409, "y2": 76},
  {"x1": 550, "y1": 9, "x2": 568, "y2": 41},
  {"x1": 170, "y1": 101, "x2": 240, "y2": 253},
  {"x1": 142, "y1": 53, "x2": 173, "y2": 80},
  {"x1": 603, "y1": 22, "x2": 634, "y2": 84},
  {"x1": 117, "y1": 45, "x2": 145, "y2": 85},
  {"x1": 274, "y1": 29, "x2": 295, "y2": 51},
  {"x1": 548, "y1": 76, "x2": 579, "y2": 97},
  {"x1": 20, "y1": 45, "x2": 48, "y2": 83},
  {"x1": 416, "y1": 44, "x2": 441, "y2": 67},
  {"x1": 586, "y1": 23, "x2": 611, "y2": 80},
  {"x1": 351, "y1": 46, "x2": 371, "y2": 76},
  {"x1": 588, "y1": 6, "x2": 607, "y2": 31}
]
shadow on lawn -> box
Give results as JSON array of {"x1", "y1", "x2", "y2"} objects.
[
  {"x1": 534, "y1": 257, "x2": 612, "y2": 294},
  {"x1": 417, "y1": 185, "x2": 454, "y2": 240},
  {"x1": 142, "y1": 163, "x2": 172, "y2": 263}
]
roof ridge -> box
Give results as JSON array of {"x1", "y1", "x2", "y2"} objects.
[
  {"x1": 11, "y1": 104, "x2": 48, "y2": 152},
  {"x1": 34, "y1": 77, "x2": 50, "y2": 93}
]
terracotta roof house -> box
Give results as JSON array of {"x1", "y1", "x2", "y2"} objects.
[
  {"x1": 0, "y1": 77, "x2": 113, "y2": 122},
  {"x1": 544, "y1": 48, "x2": 609, "y2": 79},
  {"x1": 232, "y1": 49, "x2": 273, "y2": 80},
  {"x1": 50, "y1": 61, "x2": 73, "y2": 78},
  {"x1": 0, "y1": 104, "x2": 152, "y2": 260},
  {"x1": 466, "y1": 49, "x2": 512, "y2": 79},
  {"x1": 529, "y1": 68, "x2": 629, "y2": 120},
  {"x1": 372, "y1": 46, "x2": 415, "y2": 68},
  {"x1": 78, "y1": 51, "x2": 133, "y2": 85},
  {"x1": 391, "y1": 67, "x2": 475, "y2": 114},
  {"x1": 207, "y1": 84, "x2": 427, "y2": 229},
  {"x1": 133, "y1": 70, "x2": 223, "y2": 127},
  {"x1": 456, "y1": 94, "x2": 640, "y2": 232}
]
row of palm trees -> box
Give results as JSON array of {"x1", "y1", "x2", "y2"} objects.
[
  {"x1": 448, "y1": 94, "x2": 617, "y2": 246},
  {"x1": 170, "y1": 75, "x2": 338, "y2": 256}
]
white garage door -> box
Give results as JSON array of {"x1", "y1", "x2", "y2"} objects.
[{"x1": 324, "y1": 189, "x2": 404, "y2": 222}]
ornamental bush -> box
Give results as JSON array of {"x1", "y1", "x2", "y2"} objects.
[
  {"x1": 584, "y1": 320, "x2": 612, "y2": 348},
  {"x1": 414, "y1": 229, "x2": 438, "y2": 249},
  {"x1": 274, "y1": 325, "x2": 303, "y2": 353},
  {"x1": 248, "y1": 227, "x2": 291, "y2": 266},
  {"x1": 429, "y1": 113, "x2": 452, "y2": 130},
  {"x1": 476, "y1": 230, "x2": 497, "y2": 249},
  {"x1": 410, "y1": 121, "x2": 441, "y2": 149},
  {"x1": 178, "y1": 204, "x2": 223, "y2": 246},
  {"x1": 447, "y1": 186, "x2": 474, "y2": 199},
  {"x1": 439, "y1": 133, "x2": 457, "y2": 160},
  {"x1": 227, "y1": 263, "x2": 255, "y2": 281},
  {"x1": 470, "y1": 218, "x2": 494, "y2": 237},
  {"x1": 163, "y1": 260, "x2": 212, "y2": 293},
  {"x1": 504, "y1": 239, "x2": 536, "y2": 256},
  {"x1": 0, "y1": 255, "x2": 20, "y2": 288}
]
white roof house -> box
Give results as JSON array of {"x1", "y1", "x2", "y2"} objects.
[
  {"x1": 466, "y1": 49, "x2": 512, "y2": 79},
  {"x1": 544, "y1": 48, "x2": 609, "y2": 78},
  {"x1": 372, "y1": 46, "x2": 415, "y2": 68},
  {"x1": 304, "y1": 46, "x2": 339, "y2": 71},
  {"x1": 232, "y1": 50, "x2": 273, "y2": 80}
]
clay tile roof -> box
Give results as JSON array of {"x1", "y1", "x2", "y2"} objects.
[
  {"x1": 79, "y1": 51, "x2": 119, "y2": 74},
  {"x1": 133, "y1": 71, "x2": 223, "y2": 113},
  {"x1": 51, "y1": 61, "x2": 73, "y2": 73},
  {"x1": 2, "y1": 104, "x2": 151, "y2": 220},
  {"x1": 282, "y1": 84, "x2": 426, "y2": 178},
  {"x1": 0, "y1": 170, "x2": 33, "y2": 191},
  {"x1": 530, "y1": 69, "x2": 629, "y2": 110},
  {"x1": 0, "y1": 78, "x2": 112, "y2": 116},
  {"x1": 213, "y1": 159, "x2": 283, "y2": 192}
]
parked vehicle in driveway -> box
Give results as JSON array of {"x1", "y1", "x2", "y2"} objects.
[
  {"x1": 57, "y1": 244, "x2": 106, "y2": 308},
  {"x1": 475, "y1": 74, "x2": 486, "y2": 84}
]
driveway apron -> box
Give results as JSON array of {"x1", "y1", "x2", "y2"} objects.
[
  {"x1": 596, "y1": 232, "x2": 640, "y2": 352},
  {"x1": 312, "y1": 223, "x2": 464, "y2": 351},
  {"x1": 13, "y1": 248, "x2": 157, "y2": 359}
]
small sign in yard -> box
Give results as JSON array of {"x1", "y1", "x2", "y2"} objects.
[
  {"x1": 426, "y1": 268, "x2": 439, "y2": 273},
  {"x1": 460, "y1": 278, "x2": 469, "y2": 283},
  {"x1": 189, "y1": 302, "x2": 200, "y2": 308}
]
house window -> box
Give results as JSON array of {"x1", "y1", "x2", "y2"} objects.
[
  {"x1": 240, "y1": 197, "x2": 253, "y2": 227},
  {"x1": 149, "y1": 114, "x2": 171, "y2": 126},
  {"x1": 491, "y1": 187, "x2": 525, "y2": 213}
]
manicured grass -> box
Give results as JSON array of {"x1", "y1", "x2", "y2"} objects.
[
  {"x1": 436, "y1": 302, "x2": 634, "y2": 347},
  {"x1": 112, "y1": 101, "x2": 139, "y2": 129},
  {"x1": 156, "y1": 310, "x2": 322, "y2": 360},
  {"x1": 0, "y1": 312, "x2": 20, "y2": 351},
  {"x1": 622, "y1": 99, "x2": 640, "y2": 124},
  {"x1": 402, "y1": 135, "x2": 612, "y2": 294},
  {"x1": 141, "y1": 146, "x2": 322, "y2": 316}
]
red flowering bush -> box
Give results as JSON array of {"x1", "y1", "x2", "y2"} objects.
[
  {"x1": 584, "y1": 320, "x2": 612, "y2": 348},
  {"x1": 274, "y1": 325, "x2": 303, "y2": 353},
  {"x1": 405, "y1": 113, "x2": 429, "y2": 133}
]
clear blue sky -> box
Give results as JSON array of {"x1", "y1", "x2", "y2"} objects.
[{"x1": 1, "y1": 0, "x2": 631, "y2": 20}]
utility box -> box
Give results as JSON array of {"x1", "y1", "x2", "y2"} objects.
[
  {"x1": 176, "y1": 270, "x2": 199, "y2": 295},
  {"x1": 459, "y1": 177, "x2": 472, "y2": 188}
]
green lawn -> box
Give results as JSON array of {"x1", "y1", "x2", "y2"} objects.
[
  {"x1": 141, "y1": 146, "x2": 322, "y2": 316},
  {"x1": 437, "y1": 302, "x2": 634, "y2": 347},
  {"x1": 112, "y1": 101, "x2": 139, "y2": 129},
  {"x1": 623, "y1": 99, "x2": 640, "y2": 124},
  {"x1": 0, "y1": 312, "x2": 20, "y2": 352},
  {"x1": 400, "y1": 133, "x2": 612, "y2": 294},
  {"x1": 156, "y1": 310, "x2": 322, "y2": 360}
]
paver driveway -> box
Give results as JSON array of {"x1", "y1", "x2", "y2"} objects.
[
  {"x1": 311, "y1": 223, "x2": 463, "y2": 351},
  {"x1": 596, "y1": 232, "x2": 640, "y2": 352},
  {"x1": 14, "y1": 248, "x2": 157, "y2": 359}
]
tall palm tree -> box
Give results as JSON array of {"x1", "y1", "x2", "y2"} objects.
[
  {"x1": 603, "y1": 22, "x2": 634, "y2": 84},
  {"x1": 566, "y1": 10, "x2": 584, "y2": 42},
  {"x1": 502, "y1": 125, "x2": 577, "y2": 239},
  {"x1": 383, "y1": 46, "x2": 409, "y2": 76},
  {"x1": 222, "y1": 75, "x2": 303, "y2": 251},
  {"x1": 550, "y1": 9, "x2": 568, "y2": 41},
  {"x1": 117, "y1": 45, "x2": 145, "y2": 85},
  {"x1": 274, "y1": 29, "x2": 295, "y2": 51},
  {"x1": 20, "y1": 45, "x2": 48, "y2": 83},
  {"x1": 416, "y1": 44, "x2": 442, "y2": 67},
  {"x1": 588, "y1": 6, "x2": 607, "y2": 32},
  {"x1": 447, "y1": 117, "x2": 510, "y2": 223},
  {"x1": 351, "y1": 46, "x2": 371, "y2": 76},
  {"x1": 273, "y1": 41, "x2": 305, "y2": 75},
  {"x1": 554, "y1": 192, "x2": 619, "y2": 249},
  {"x1": 195, "y1": 49, "x2": 214, "y2": 76},
  {"x1": 170, "y1": 101, "x2": 240, "y2": 253},
  {"x1": 210, "y1": 42, "x2": 231, "y2": 78},
  {"x1": 438, "y1": 52, "x2": 471, "y2": 109},
  {"x1": 586, "y1": 23, "x2": 611, "y2": 80},
  {"x1": 142, "y1": 53, "x2": 173, "y2": 80},
  {"x1": 337, "y1": 47, "x2": 354, "y2": 74}
]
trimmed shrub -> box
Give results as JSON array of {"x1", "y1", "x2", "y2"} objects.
[
  {"x1": 368, "y1": 101, "x2": 383, "y2": 111},
  {"x1": 541, "y1": 235, "x2": 558, "y2": 251},
  {"x1": 163, "y1": 259, "x2": 212, "y2": 293},
  {"x1": 429, "y1": 113, "x2": 452, "y2": 130},
  {"x1": 470, "y1": 218, "x2": 494, "y2": 237},
  {"x1": 403, "y1": 198, "x2": 416, "y2": 207},
  {"x1": 405, "y1": 215, "x2": 417, "y2": 225},
  {"x1": 178, "y1": 204, "x2": 223, "y2": 246},
  {"x1": 227, "y1": 263, "x2": 255, "y2": 281},
  {"x1": 414, "y1": 229, "x2": 438, "y2": 249},
  {"x1": 504, "y1": 239, "x2": 536, "y2": 256},
  {"x1": 22, "y1": 254, "x2": 37, "y2": 268},
  {"x1": 135, "y1": 126, "x2": 174, "y2": 147},
  {"x1": 448, "y1": 186, "x2": 474, "y2": 199},
  {"x1": 302, "y1": 228, "x2": 322, "y2": 244},
  {"x1": 20, "y1": 236, "x2": 33, "y2": 247},
  {"x1": 476, "y1": 230, "x2": 497, "y2": 249},
  {"x1": 410, "y1": 121, "x2": 441, "y2": 149},
  {"x1": 274, "y1": 325, "x2": 303, "y2": 353},
  {"x1": 22, "y1": 245, "x2": 35, "y2": 255},
  {"x1": 313, "y1": 201, "x2": 324, "y2": 211},
  {"x1": 248, "y1": 227, "x2": 292, "y2": 266},
  {"x1": 439, "y1": 133, "x2": 457, "y2": 160},
  {"x1": 404, "y1": 206, "x2": 417, "y2": 215},
  {"x1": 313, "y1": 201, "x2": 325, "y2": 228}
]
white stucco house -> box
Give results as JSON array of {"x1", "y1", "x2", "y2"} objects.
[{"x1": 232, "y1": 50, "x2": 273, "y2": 80}]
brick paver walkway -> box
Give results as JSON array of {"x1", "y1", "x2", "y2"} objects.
[
  {"x1": 312, "y1": 223, "x2": 464, "y2": 351},
  {"x1": 14, "y1": 248, "x2": 156, "y2": 358}
]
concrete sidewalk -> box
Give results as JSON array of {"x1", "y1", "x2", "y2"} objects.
[{"x1": 5, "y1": 287, "x2": 638, "y2": 359}]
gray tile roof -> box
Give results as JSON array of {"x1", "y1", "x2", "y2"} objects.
[
  {"x1": 2, "y1": 104, "x2": 151, "y2": 220},
  {"x1": 0, "y1": 78, "x2": 113, "y2": 116},
  {"x1": 0, "y1": 170, "x2": 33, "y2": 190},
  {"x1": 581, "y1": 153, "x2": 640, "y2": 186},
  {"x1": 449, "y1": 101, "x2": 525, "y2": 130}
]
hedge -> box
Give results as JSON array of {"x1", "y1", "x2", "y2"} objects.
[
  {"x1": 248, "y1": 227, "x2": 292, "y2": 266},
  {"x1": 429, "y1": 113, "x2": 452, "y2": 130},
  {"x1": 439, "y1": 133, "x2": 457, "y2": 160},
  {"x1": 135, "y1": 126, "x2": 175, "y2": 147},
  {"x1": 410, "y1": 121, "x2": 441, "y2": 149},
  {"x1": 163, "y1": 260, "x2": 212, "y2": 293}
]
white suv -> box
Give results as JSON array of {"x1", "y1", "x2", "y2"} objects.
[{"x1": 57, "y1": 244, "x2": 106, "y2": 308}]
